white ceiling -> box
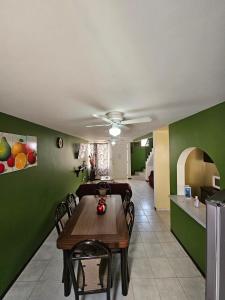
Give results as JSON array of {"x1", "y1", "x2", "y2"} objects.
[{"x1": 0, "y1": 0, "x2": 225, "y2": 141}]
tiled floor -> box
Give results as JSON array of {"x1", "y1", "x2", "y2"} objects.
[{"x1": 4, "y1": 180, "x2": 205, "y2": 300}]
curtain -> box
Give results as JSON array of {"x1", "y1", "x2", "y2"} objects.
[
  {"x1": 78, "y1": 144, "x2": 88, "y2": 160},
  {"x1": 96, "y1": 143, "x2": 109, "y2": 176},
  {"x1": 88, "y1": 143, "x2": 109, "y2": 178}
]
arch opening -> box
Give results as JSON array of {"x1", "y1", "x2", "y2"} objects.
[{"x1": 177, "y1": 147, "x2": 220, "y2": 202}]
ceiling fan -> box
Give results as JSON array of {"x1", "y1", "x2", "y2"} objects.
[{"x1": 85, "y1": 111, "x2": 152, "y2": 136}]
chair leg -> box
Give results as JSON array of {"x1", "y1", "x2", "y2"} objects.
[
  {"x1": 127, "y1": 263, "x2": 130, "y2": 282},
  {"x1": 121, "y1": 248, "x2": 128, "y2": 296},
  {"x1": 75, "y1": 293, "x2": 79, "y2": 300},
  {"x1": 110, "y1": 274, "x2": 113, "y2": 288},
  {"x1": 107, "y1": 289, "x2": 110, "y2": 300},
  {"x1": 63, "y1": 250, "x2": 72, "y2": 296},
  {"x1": 62, "y1": 268, "x2": 64, "y2": 283}
]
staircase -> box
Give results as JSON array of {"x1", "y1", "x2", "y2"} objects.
[
  {"x1": 145, "y1": 149, "x2": 154, "y2": 181},
  {"x1": 131, "y1": 145, "x2": 154, "y2": 181}
]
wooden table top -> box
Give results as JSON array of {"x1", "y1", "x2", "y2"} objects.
[{"x1": 57, "y1": 195, "x2": 129, "y2": 250}]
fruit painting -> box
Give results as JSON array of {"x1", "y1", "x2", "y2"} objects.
[{"x1": 0, "y1": 132, "x2": 37, "y2": 175}]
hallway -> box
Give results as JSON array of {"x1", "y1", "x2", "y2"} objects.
[{"x1": 5, "y1": 180, "x2": 205, "y2": 300}]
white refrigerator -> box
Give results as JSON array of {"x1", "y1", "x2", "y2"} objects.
[{"x1": 206, "y1": 189, "x2": 225, "y2": 300}]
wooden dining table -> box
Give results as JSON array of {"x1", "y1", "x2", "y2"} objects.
[{"x1": 57, "y1": 194, "x2": 130, "y2": 296}]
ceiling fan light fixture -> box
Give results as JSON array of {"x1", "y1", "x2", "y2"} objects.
[{"x1": 109, "y1": 124, "x2": 121, "y2": 137}]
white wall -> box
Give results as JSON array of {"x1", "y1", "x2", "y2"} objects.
[{"x1": 110, "y1": 140, "x2": 131, "y2": 179}]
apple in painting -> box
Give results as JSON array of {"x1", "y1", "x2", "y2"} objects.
[
  {"x1": 27, "y1": 151, "x2": 37, "y2": 164},
  {"x1": 7, "y1": 155, "x2": 15, "y2": 167},
  {"x1": 0, "y1": 163, "x2": 5, "y2": 173}
]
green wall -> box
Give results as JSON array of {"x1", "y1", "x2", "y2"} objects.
[
  {"x1": 171, "y1": 201, "x2": 206, "y2": 274},
  {"x1": 131, "y1": 140, "x2": 152, "y2": 174},
  {"x1": 170, "y1": 101, "x2": 225, "y2": 194},
  {"x1": 0, "y1": 112, "x2": 86, "y2": 297},
  {"x1": 169, "y1": 101, "x2": 225, "y2": 275},
  {"x1": 169, "y1": 102, "x2": 225, "y2": 194}
]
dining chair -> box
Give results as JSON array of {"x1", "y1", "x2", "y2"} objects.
[
  {"x1": 55, "y1": 201, "x2": 72, "y2": 284},
  {"x1": 122, "y1": 189, "x2": 132, "y2": 214},
  {"x1": 55, "y1": 202, "x2": 70, "y2": 235},
  {"x1": 111, "y1": 201, "x2": 134, "y2": 287},
  {"x1": 96, "y1": 181, "x2": 111, "y2": 196},
  {"x1": 126, "y1": 201, "x2": 135, "y2": 238},
  {"x1": 67, "y1": 240, "x2": 112, "y2": 300},
  {"x1": 65, "y1": 193, "x2": 77, "y2": 217}
]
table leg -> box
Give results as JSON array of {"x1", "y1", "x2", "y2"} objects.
[
  {"x1": 121, "y1": 248, "x2": 129, "y2": 296},
  {"x1": 63, "y1": 250, "x2": 72, "y2": 297}
]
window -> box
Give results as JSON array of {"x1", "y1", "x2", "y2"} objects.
[{"x1": 141, "y1": 138, "x2": 149, "y2": 147}]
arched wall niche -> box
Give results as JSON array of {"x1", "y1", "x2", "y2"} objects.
[
  {"x1": 177, "y1": 147, "x2": 220, "y2": 196},
  {"x1": 177, "y1": 147, "x2": 196, "y2": 195}
]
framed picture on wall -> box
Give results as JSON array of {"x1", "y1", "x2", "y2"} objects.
[
  {"x1": 0, "y1": 132, "x2": 37, "y2": 175},
  {"x1": 184, "y1": 185, "x2": 192, "y2": 198}
]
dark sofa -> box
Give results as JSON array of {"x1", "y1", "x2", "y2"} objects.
[{"x1": 76, "y1": 182, "x2": 132, "y2": 200}]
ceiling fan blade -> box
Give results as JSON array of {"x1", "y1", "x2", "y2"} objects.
[
  {"x1": 121, "y1": 117, "x2": 152, "y2": 125},
  {"x1": 85, "y1": 124, "x2": 111, "y2": 128},
  {"x1": 92, "y1": 114, "x2": 112, "y2": 124},
  {"x1": 120, "y1": 124, "x2": 130, "y2": 130}
]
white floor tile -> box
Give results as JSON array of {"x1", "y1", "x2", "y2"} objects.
[
  {"x1": 168, "y1": 258, "x2": 202, "y2": 277},
  {"x1": 161, "y1": 242, "x2": 187, "y2": 258},
  {"x1": 133, "y1": 222, "x2": 155, "y2": 232},
  {"x1": 143, "y1": 243, "x2": 165, "y2": 258},
  {"x1": 128, "y1": 243, "x2": 147, "y2": 258},
  {"x1": 134, "y1": 215, "x2": 148, "y2": 223},
  {"x1": 131, "y1": 278, "x2": 160, "y2": 300},
  {"x1": 40, "y1": 257, "x2": 63, "y2": 282},
  {"x1": 3, "y1": 282, "x2": 37, "y2": 300},
  {"x1": 140, "y1": 232, "x2": 159, "y2": 244},
  {"x1": 130, "y1": 231, "x2": 143, "y2": 244},
  {"x1": 32, "y1": 241, "x2": 58, "y2": 261},
  {"x1": 28, "y1": 280, "x2": 74, "y2": 300},
  {"x1": 155, "y1": 231, "x2": 176, "y2": 243},
  {"x1": 149, "y1": 258, "x2": 176, "y2": 278},
  {"x1": 17, "y1": 261, "x2": 49, "y2": 282},
  {"x1": 155, "y1": 278, "x2": 187, "y2": 300},
  {"x1": 179, "y1": 277, "x2": 205, "y2": 300},
  {"x1": 129, "y1": 258, "x2": 154, "y2": 278},
  {"x1": 144, "y1": 210, "x2": 157, "y2": 216},
  {"x1": 134, "y1": 209, "x2": 145, "y2": 216}
]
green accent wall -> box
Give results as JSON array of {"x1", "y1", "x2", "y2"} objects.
[
  {"x1": 169, "y1": 101, "x2": 225, "y2": 276},
  {"x1": 170, "y1": 101, "x2": 225, "y2": 194},
  {"x1": 131, "y1": 140, "x2": 152, "y2": 174},
  {"x1": 0, "y1": 112, "x2": 87, "y2": 297},
  {"x1": 171, "y1": 201, "x2": 206, "y2": 274}
]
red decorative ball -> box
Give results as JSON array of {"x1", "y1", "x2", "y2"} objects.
[{"x1": 97, "y1": 203, "x2": 106, "y2": 215}]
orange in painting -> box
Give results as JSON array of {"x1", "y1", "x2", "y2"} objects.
[
  {"x1": 15, "y1": 153, "x2": 27, "y2": 169},
  {"x1": 11, "y1": 141, "x2": 26, "y2": 157}
]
